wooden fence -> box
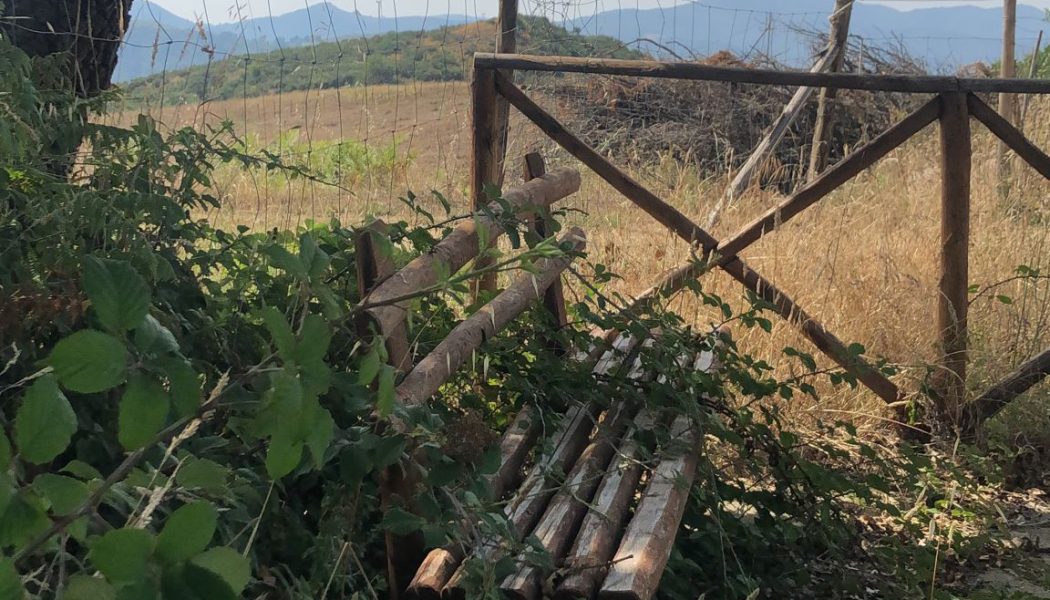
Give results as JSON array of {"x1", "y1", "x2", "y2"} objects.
[{"x1": 470, "y1": 52, "x2": 1050, "y2": 427}]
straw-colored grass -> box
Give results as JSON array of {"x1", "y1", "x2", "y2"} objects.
[{"x1": 108, "y1": 80, "x2": 1050, "y2": 433}]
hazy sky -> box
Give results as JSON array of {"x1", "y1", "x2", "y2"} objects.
[{"x1": 146, "y1": 0, "x2": 1050, "y2": 22}]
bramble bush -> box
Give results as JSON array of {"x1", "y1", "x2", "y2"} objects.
[{"x1": 0, "y1": 34, "x2": 1002, "y2": 599}]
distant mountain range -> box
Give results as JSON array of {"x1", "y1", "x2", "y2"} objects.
[{"x1": 115, "y1": 0, "x2": 1048, "y2": 82}]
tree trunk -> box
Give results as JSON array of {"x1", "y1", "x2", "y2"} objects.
[{"x1": 1, "y1": 0, "x2": 133, "y2": 99}]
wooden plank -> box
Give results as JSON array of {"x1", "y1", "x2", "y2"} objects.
[
  {"x1": 964, "y1": 346, "x2": 1050, "y2": 426},
  {"x1": 935, "y1": 92, "x2": 972, "y2": 421},
  {"x1": 475, "y1": 52, "x2": 1050, "y2": 94},
  {"x1": 364, "y1": 167, "x2": 580, "y2": 341},
  {"x1": 500, "y1": 401, "x2": 639, "y2": 600},
  {"x1": 396, "y1": 228, "x2": 586, "y2": 405},
  {"x1": 495, "y1": 73, "x2": 902, "y2": 405},
  {"x1": 967, "y1": 93, "x2": 1050, "y2": 180},
  {"x1": 524, "y1": 153, "x2": 570, "y2": 347},
  {"x1": 554, "y1": 434, "x2": 644, "y2": 600},
  {"x1": 408, "y1": 407, "x2": 541, "y2": 599},
  {"x1": 442, "y1": 335, "x2": 644, "y2": 598},
  {"x1": 354, "y1": 220, "x2": 412, "y2": 372},
  {"x1": 599, "y1": 414, "x2": 701, "y2": 600},
  {"x1": 807, "y1": 0, "x2": 856, "y2": 181}
]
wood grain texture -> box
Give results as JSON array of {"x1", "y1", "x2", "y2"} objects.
[
  {"x1": 935, "y1": 92, "x2": 972, "y2": 420},
  {"x1": 476, "y1": 52, "x2": 1050, "y2": 94}
]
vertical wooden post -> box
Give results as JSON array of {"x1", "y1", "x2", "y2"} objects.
[
  {"x1": 355, "y1": 221, "x2": 422, "y2": 598},
  {"x1": 472, "y1": 64, "x2": 500, "y2": 295},
  {"x1": 523, "y1": 153, "x2": 569, "y2": 352},
  {"x1": 936, "y1": 92, "x2": 972, "y2": 423},
  {"x1": 998, "y1": 0, "x2": 1018, "y2": 198},
  {"x1": 472, "y1": 0, "x2": 518, "y2": 296},
  {"x1": 807, "y1": 0, "x2": 854, "y2": 182}
]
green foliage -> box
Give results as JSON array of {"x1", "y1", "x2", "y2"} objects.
[{"x1": 120, "y1": 16, "x2": 643, "y2": 105}]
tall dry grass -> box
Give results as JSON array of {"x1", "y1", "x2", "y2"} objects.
[{"x1": 110, "y1": 81, "x2": 1050, "y2": 434}]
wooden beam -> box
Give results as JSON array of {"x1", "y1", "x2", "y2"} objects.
[
  {"x1": 396, "y1": 228, "x2": 586, "y2": 405},
  {"x1": 365, "y1": 167, "x2": 580, "y2": 342},
  {"x1": 355, "y1": 220, "x2": 412, "y2": 372},
  {"x1": 501, "y1": 402, "x2": 638, "y2": 600},
  {"x1": 472, "y1": 63, "x2": 501, "y2": 295},
  {"x1": 599, "y1": 414, "x2": 700, "y2": 600},
  {"x1": 967, "y1": 93, "x2": 1050, "y2": 180},
  {"x1": 807, "y1": 0, "x2": 855, "y2": 181},
  {"x1": 475, "y1": 52, "x2": 1050, "y2": 94},
  {"x1": 935, "y1": 92, "x2": 972, "y2": 421},
  {"x1": 495, "y1": 72, "x2": 902, "y2": 405},
  {"x1": 965, "y1": 346, "x2": 1050, "y2": 426}
]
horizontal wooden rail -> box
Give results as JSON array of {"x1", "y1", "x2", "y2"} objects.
[
  {"x1": 493, "y1": 71, "x2": 902, "y2": 405},
  {"x1": 966, "y1": 93, "x2": 1050, "y2": 180},
  {"x1": 363, "y1": 167, "x2": 580, "y2": 341},
  {"x1": 475, "y1": 53, "x2": 1050, "y2": 94},
  {"x1": 396, "y1": 228, "x2": 587, "y2": 405}
]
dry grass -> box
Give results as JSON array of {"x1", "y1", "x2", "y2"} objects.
[{"x1": 109, "y1": 81, "x2": 1050, "y2": 431}]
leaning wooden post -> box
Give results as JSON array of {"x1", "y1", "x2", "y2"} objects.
[
  {"x1": 807, "y1": 0, "x2": 854, "y2": 181},
  {"x1": 936, "y1": 92, "x2": 972, "y2": 423},
  {"x1": 523, "y1": 153, "x2": 569, "y2": 351},
  {"x1": 355, "y1": 221, "x2": 422, "y2": 599}
]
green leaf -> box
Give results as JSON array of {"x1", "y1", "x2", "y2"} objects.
[
  {"x1": 0, "y1": 492, "x2": 49, "y2": 547},
  {"x1": 189, "y1": 547, "x2": 250, "y2": 596},
  {"x1": 118, "y1": 374, "x2": 170, "y2": 451},
  {"x1": 0, "y1": 559, "x2": 22, "y2": 600},
  {"x1": 377, "y1": 366, "x2": 395, "y2": 417},
  {"x1": 382, "y1": 507, "x2": 426, "y2": 535},
  {"x1": 996, "y1": 294, "x2": 1014, "y2": 305},
  {"x1": 357, "y1": 348, "x2": 382, "y2": 386},
  {"x1": 175, "y1": 458, "x2": 228, "y2": 494},
  {"x1": 32, "y1": 474, "x2": 88, "y2": 516},
  {"x1": 262, "y1": 245, "x2": 307, "y2": 278},
  {"x1": 90, "y1": 528, "x2": 154, "y2": 583},
  {"x1": 62, "y1": 575, "x2": 115, "y2": 600},
  {"x1": 259, "y1": 307, "x2": 296, "y2": 361},
  {"x1": 156, "y1": 502, "x2": 217, "y2": 563},
  {"x1": 300, "y1": 233, "x2": 331, "y2": 278},
  {"x1": 15, "y1": 375, "x2": 77, "y2": 464},
  {"x1": 304, "y1": 408, "x2": 335, "y2": 469},
  {"x1": 48, "y1": 330, "x2": 128, "y2": 393},
  {"x1": 82, "y1": 257, "x2": 151, "y2": 332},
  {"x1": 133, "y1": 315, "x2": 179, "y2": 355},
  {"x1": 0, "y1": 431, "x2": 10, "y2": 469},
  {"x1": 163, "y1": 359, "x2": 200, "y2": 418},
  {"x1": 266, "y1": 433, "x2": 303, "y2": 479}
]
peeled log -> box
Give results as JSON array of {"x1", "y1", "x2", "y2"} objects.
[
  {"x1": 396, "y1": 227, "x2": 586, "y2": 405},
  {"x1": 364, "y1": 167, "x2": 580, "y2": 342}
]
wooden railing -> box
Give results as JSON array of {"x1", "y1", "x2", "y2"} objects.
[{"x1": 470, "y1": 52, "x2": 1050, "y2": 427}]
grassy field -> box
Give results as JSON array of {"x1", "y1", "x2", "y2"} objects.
[{"x1": 108, "y1": 80, "x2": 1050, "y2": 435}]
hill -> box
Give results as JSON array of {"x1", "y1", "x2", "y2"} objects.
[
  {"x1": 119, "y1": 16, "x2": 642, "y2": 105},
  {"x1": 114, "y1": 1, "x2": 472, "y2": 81}
]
